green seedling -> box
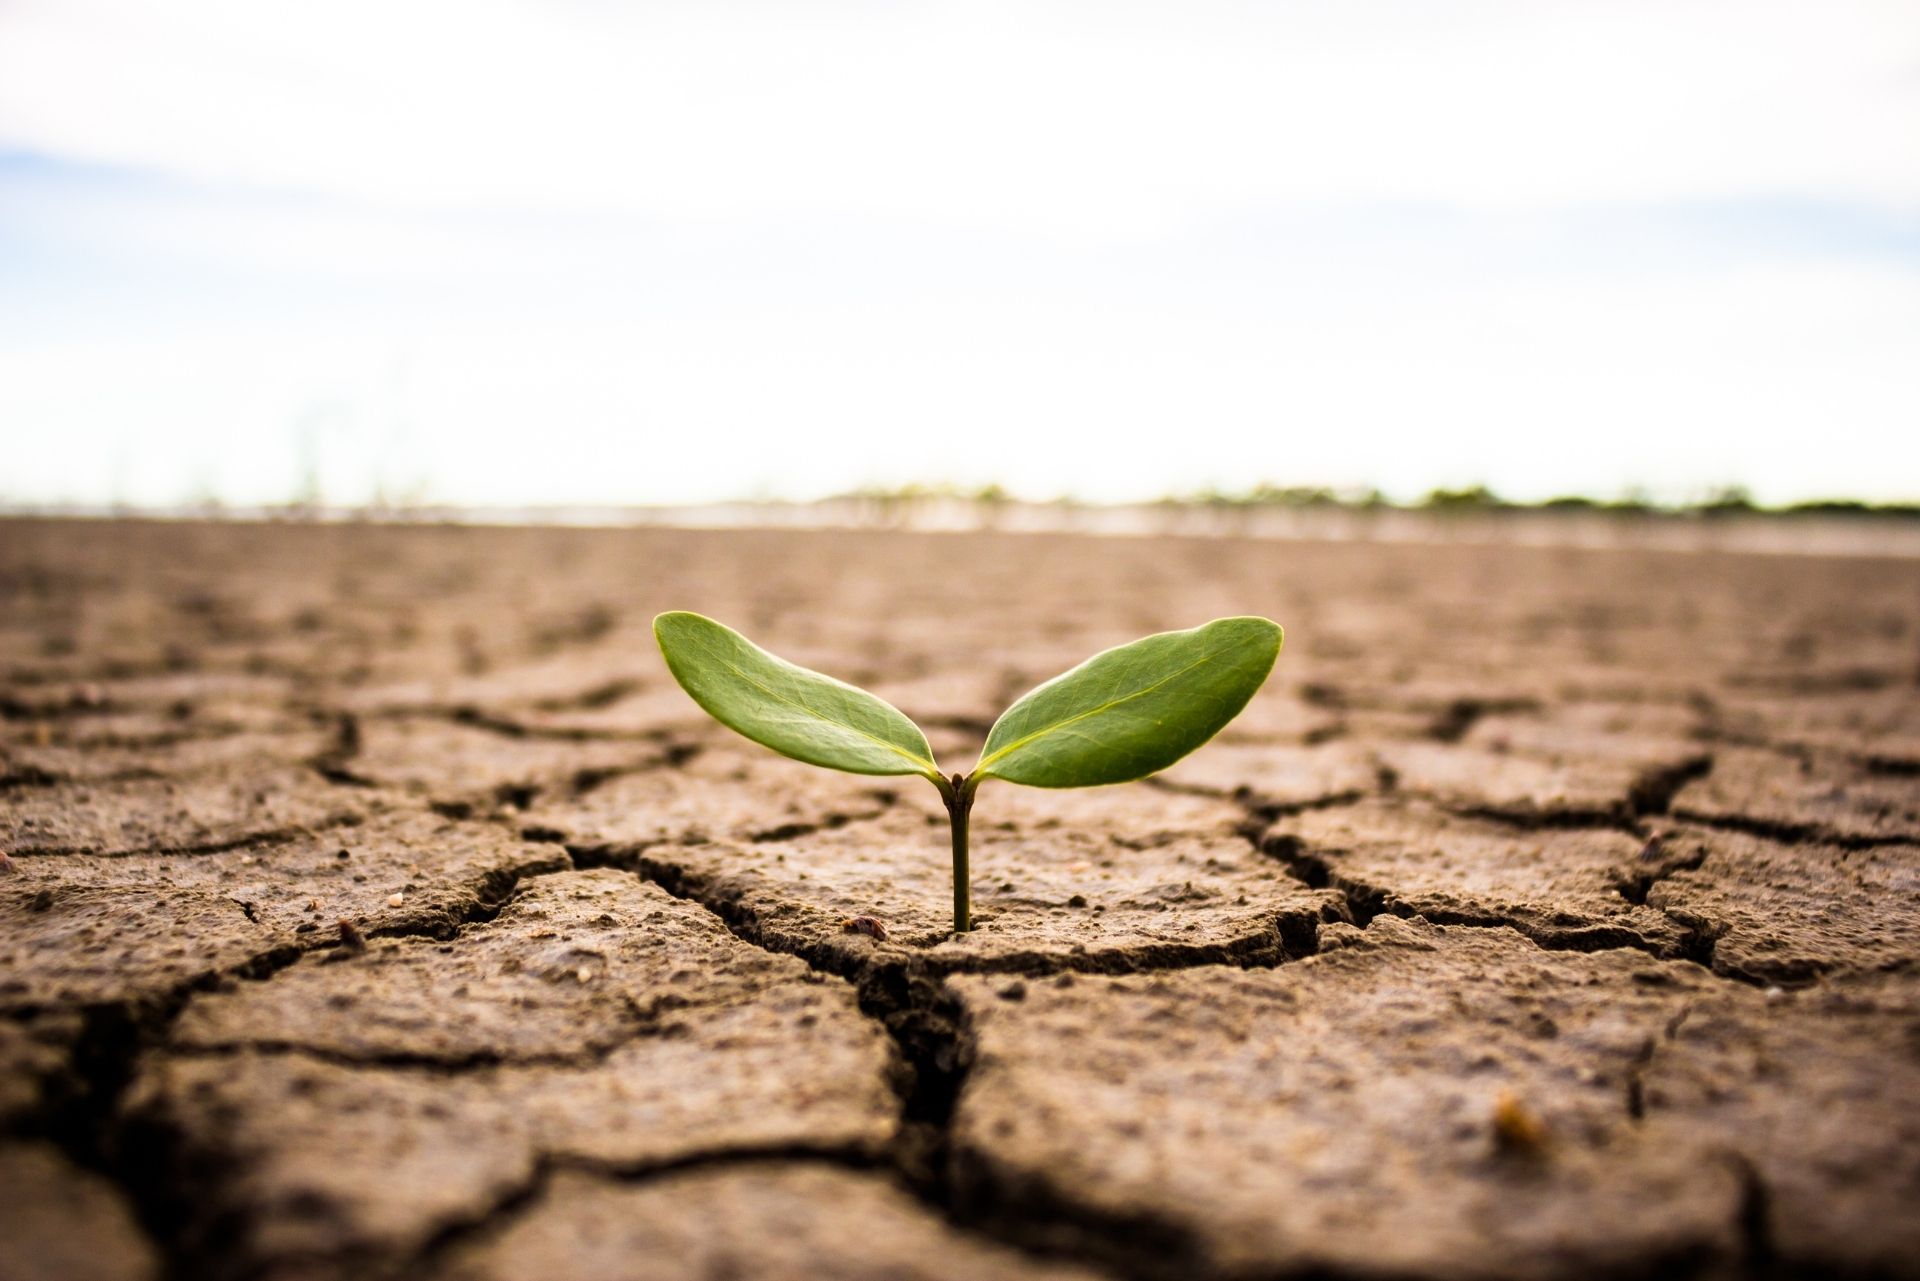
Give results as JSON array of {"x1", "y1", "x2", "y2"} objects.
[{"x1": 653, "y1": 611, "x2": 1283, "y2": 935}]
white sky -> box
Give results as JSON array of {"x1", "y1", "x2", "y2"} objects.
[{"x1": 1, "y1": 0, "x2": 1916, "y2": 508}]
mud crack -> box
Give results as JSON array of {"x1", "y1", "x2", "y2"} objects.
[
  {"x1": 1673, "y1": 808, "x2": 1912, "y2": 852},
  {"x1": 11, "y1": 812, "x2": 369, "y2": 860},
  {"x1": 1627, "y1": 753, "x2": 1715, "y2": 817}
]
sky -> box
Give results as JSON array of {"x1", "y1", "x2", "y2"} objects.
[{"x1": 1, "y1": 0, "x2": 1917, "y2": 510}]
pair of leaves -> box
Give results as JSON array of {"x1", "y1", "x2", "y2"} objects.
[{"x1": 653, "y1": 611, "x2": 1282, "y2": 790}]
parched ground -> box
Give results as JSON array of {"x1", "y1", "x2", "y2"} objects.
[{"x1": 2, "y1": 518, "x2": 1918, "y2": 1281}]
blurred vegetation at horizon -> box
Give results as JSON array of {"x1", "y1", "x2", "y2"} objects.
[{"x1": 831, "y1": 482, "x2": 1920, "y2": 521}]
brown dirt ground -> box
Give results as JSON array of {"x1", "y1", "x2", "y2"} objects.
[{"x1": 2, "y1": 517, "x2": 1918, "y2": 1281}]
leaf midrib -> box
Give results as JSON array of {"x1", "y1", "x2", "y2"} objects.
[
  {"x1": 976, "y1": 649, "x2": 1220, "y2": 773},
  {"x1": 718, "y1": 654, "x2": 934, "y2": 773}
]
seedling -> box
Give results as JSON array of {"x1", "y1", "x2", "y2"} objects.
[{"x1": 653, "y1": 612, "x2": 1283, "y2": 934}]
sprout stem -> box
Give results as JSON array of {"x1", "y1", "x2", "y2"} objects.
[{"x1": 943, "y1": 771, "x2": 975, "y2": 933}]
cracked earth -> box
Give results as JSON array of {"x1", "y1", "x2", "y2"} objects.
[{"x1": 3, "y1": 518, "x2": 1918, "y2": 1281}]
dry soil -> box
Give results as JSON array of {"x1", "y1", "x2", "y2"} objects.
[{"x1": 2, "y1": 518, "x2": 1917, "y2": 1281}]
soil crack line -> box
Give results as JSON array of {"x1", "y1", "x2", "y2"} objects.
[
  {"x1": 1673, "y1": 808, "x2": 1913, "y2": 851},
  {"x1": 1255, "y1": 825, "x2": 1771, "y2": 983},
  {"x1": 1627, "y1": 753, "x2": 1714, "y2": 817},
  {"x1": 7, "y1": 942, "x2": 310, "y2": 1281},
  {"x1": 570, "y1": 853, "x2": 1297, "y2": 1280},
  {"x1": 399, "y1": 1143, "x2": 907, "y2": 1281},
  {"x1": 7, "y1": 809, "x2": 384, "y2": 860}
]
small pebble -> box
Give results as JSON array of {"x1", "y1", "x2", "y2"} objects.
[
  {"x1": 336, "y1": 848, "x2": 351, "y2": 860},
  {"x1": 387, "y1": 893, "x2": 405, "y2": 908},
  {"x1": 997, "y1": 981, "x2": 1028, "y2": 1002},
  {"x1": 1492, "y1": 1090, "x2": 1549, "y2": 1156},
  {"x1": 0, "y1": 852, "x2": 15, "y2": 875},
  {"x1": 575, "y1": 967, "x2": 593, "y2": 984},
  {"x1": 842, "y1": 915, "x2": 889, "y2": 942},
  {"x1": 336, "y1": 919, "x2": 367, "y2": 955}
]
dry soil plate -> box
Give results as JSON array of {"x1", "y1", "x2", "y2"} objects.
[{"x1": 1, "y1": 518, "x2": 1917, "y2": 1281}]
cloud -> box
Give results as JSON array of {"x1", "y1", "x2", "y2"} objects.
[
  {"x1": 2, "y1": 0, "x2": 1917, "y2": 232},
  {"x1": 0, "y1": 1, "x2": 1915, "y2": 508}
]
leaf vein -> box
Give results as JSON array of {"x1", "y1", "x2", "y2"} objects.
[
  {"x1": 718, "y1": 656, "x2": 934, "y2": 772},
  {"x1": 977, "y1": 649, "x2": 1220, "y2": 772}
]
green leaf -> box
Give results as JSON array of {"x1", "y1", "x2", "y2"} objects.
[
  {"x1": 653, "y1": 611, "x2": 941, "y2": 780},
  {"x1": 974, "y1": 617, "x2": 1282, "y2": 788}
]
